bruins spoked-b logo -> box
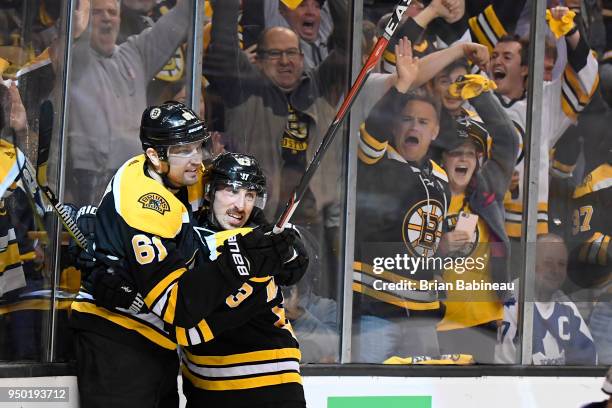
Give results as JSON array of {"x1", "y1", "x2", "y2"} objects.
[
  {"x1": 402, "y1": 199, "x2": 444, "y2": 257},
  {"x1": 138, "y1": 193, "x2": 170, "y2": 215}
]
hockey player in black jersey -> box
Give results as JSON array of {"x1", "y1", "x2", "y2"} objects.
[
  {"x1": 70, "y1": 102, "x2": 298, "y2": 408},
  {"x1": 353, "y1": 38, "x2": 451, "y2": 362},
  {"x1": 181, "y1": 152, "x2": 308, "y2": 408}
]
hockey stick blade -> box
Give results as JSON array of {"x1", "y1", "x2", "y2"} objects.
[{"x1": 274, "y1": 0, "x2": 413, "y2": 232}]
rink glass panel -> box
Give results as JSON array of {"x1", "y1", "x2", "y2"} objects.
[{"x1": 0, "y1": 0, "x2": 608, "y2": 370}]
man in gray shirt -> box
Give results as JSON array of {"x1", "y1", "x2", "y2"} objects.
[{"x1": 61, "y1": 0, "x2": 189, "y2": 205}]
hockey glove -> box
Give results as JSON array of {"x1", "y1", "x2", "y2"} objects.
[
  {"x1": 216, "y1": 228, "x2": 294, "y2": 280},
  {"x1": 267, "y1": 225, "x2": 310, "y2": 286},
  {"x1": 67, "y1": 205, "x2": 98, "y2": 274},
  {"x1": 90, "y1": 265, "x2": 147, "y2": 314},
  {"x1": 76, "y1": 205, "x2": 97, "y2": 237}
]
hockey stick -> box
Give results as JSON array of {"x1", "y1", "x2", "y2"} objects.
[
  {"x1": 22, "y1": 100, "x2": 89, "y2": 251},
  {"x1": 274, "y1": 0, "x2": 413, "y2": 232}
]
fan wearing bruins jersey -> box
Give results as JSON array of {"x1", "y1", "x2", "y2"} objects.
[
  {"x1": 70, "y1": 102, "x2": 295, "y2": 408},
  {"x1": 570, "y1": 159, "x2": 612, "y2": 288},
  {"x1": 484, "y1": 8, "x2": 599, "y2": 239},
  {"x1": 381, "y1": 0, "x2": 527, "y2": 74},
  {"x1": 352, "y1": 39, "x2": 450, "y2": 363},
  {"x1": 435, "y1": 75, "x2": 518, "y2": 364},
  {"x1": 181, "y1": 152, "x2": 308, "y2": 408}
]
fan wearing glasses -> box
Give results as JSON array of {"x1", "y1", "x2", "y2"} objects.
[{"x1": 255, "y1": 28, "x2": 306, "y2": 93}]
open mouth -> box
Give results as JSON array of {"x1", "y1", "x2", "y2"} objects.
[
  {"x1": 404, "y1": 136, "x2": 419, "y2": 146},
  {"x1": 455, "y1": 165, "x2": 469, "y2": 176},
  {"x1": 302, "y1": 19, "x2": 317, "y2": 31},
  {"x1": 227, "y1": 211, "x2": 244, "y2": 223},
  {"x1": 492, "y1": 68, "x2": 506, "y2": 81}
]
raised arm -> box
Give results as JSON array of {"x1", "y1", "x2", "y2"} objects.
[
  {"x1": 467, "y1": 85, "x2": 519, "y2": 199},
  {"x1": 547, "y1": 7, "x2": 599, "y2": 145},
  {"x1": 382, "y1": 0, "x2": 464, "y2": 73},
  {"x1": 128, "y1": 0, "x2": 190, "y2": 81},
  {"x1": 204, "y1": 0, "x2": 262, "y2": 107},
  {"x1": 359, "y1": 38, "x2": 419, "y2": 165}
]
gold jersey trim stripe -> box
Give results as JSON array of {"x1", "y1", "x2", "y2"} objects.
[
  {"x1": 71, "y1": 301, "x2": 176, "y2": 350},
  {"x1": 360, "y1": 123, "x2": 388, "y2": 152},
  {"x1": 182, "y1": 366, "x2": 302, "y2": 391},
  {"x1": 183, "y1": 347, "x2": 301, "y2": 366}
]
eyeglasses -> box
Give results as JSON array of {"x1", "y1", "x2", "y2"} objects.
[
  {"x1": 167, "y1": 140, "x2": 204, "y2": 159},
  {"x1": 259, "y1": 48, "x2": 302, "y2": 61}
]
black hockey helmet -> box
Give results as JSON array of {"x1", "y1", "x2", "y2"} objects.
[
  {"x1": 140, "y1": 101, "x2": 208, "y2": 160},
  {"x1": 206, "y1": 152, "x2": 267, "y2": 209}
]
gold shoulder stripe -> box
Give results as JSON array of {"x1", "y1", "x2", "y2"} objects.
[
  {"x1": 114, "y1": 155, "x2": 187, "y2": 238},
  {"x1": 574, "y1": 164, "x2": 612, "y2": 198}
]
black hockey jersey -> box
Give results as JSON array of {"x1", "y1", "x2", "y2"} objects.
[
  {"x1": 354, "y1": 87, "x2": 450, "y2": 317},
  {"x1": 70, "y1": 155, "x2": 246, "y2": 351},
  {"x1": 570, "y1": 163, "x2": 612, "y2": 286},
  {"x1": 181, "y1": 225, "x2": 304, "y2": 407},
  {"x1": 381, "y1": 0, "x2": 527, "y2": 74}
]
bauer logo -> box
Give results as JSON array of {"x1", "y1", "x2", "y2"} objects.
[
  {"x1": 227, "y1": 235, "x2": 250, "y2": 276},
  {"x1": 138, "y1": 193, "x2": 170, "y2": 215}
]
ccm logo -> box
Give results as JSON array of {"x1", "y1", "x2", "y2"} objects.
[{"x1": 227, "y1": 235, "x2": 250, "y2": 276}]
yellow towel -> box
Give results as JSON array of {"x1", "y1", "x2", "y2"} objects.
[
  {"x1": 281, "y1": 0, "x2": 303, "y2": 10},
  {"x1": 384, "y1": 354, "x2": 475, "y2": 365},
  {"x1": 205, "y1": 0, "x2": 212, "y2": 17},
  {"x1": 0, "y1": 58, "x2": 9, "y2": 76},
  {"x1": 449, "y1": 74, "x2": 497, "y2": 100},
  {"x1": 546, "y1": 9, "x2": 576, "y2": 39}
]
